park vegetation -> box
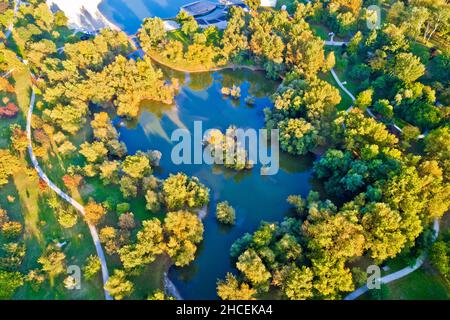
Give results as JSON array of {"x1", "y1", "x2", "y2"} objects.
[{"x1": 0, "y1": 0, "x2": 448, "y2": 300}]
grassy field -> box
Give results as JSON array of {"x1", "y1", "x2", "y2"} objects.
[
  {"x1": 29, "y1": 121, "x2": 170, "y2": 299},
  {"x1": 321, "y1": 72, "x2": 354, "y2": 112},
  {"x1": 29, "y1": 108, "x2": 171, "y2": 298},
  {"x1": 319, "y1": 47, "x2": 360, "y2": 112},
  {"x1": 360, "y1": 264, "x2": 449, "y2": 300},
  {"x1": 310, "y1": 23, "x2": 330, "y2": 41},
  {"x1": 0, "y1": 56, "x2": 107, "y2": 299}
]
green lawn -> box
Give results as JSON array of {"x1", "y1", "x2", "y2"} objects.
[
  {"x1": 0, "y1": 58, "x2": 106, "y2": 299},
  {"x1": 321, "y1": 72, "x2": 353, "y2": 112},
  {"x1": 310, "y1": 23, "x2": 330, "y2": 41},
  {"x1": 361, "y1": 266, "x2": 449, "y2": 300}
]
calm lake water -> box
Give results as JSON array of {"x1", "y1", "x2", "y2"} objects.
[
  {"x1": 99, "y1": 0, "x2": 219, "y2": 34},
  {"x1": 117, "y1": 68, "x2": 315, "y2": 299}
]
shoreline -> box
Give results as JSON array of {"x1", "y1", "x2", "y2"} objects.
[
  {"x1": 145, "y1": 49, "x2": 266, "y2": 74},
  {"x1": 162, "y1": 205, "x2": 208, "y2": 300}
]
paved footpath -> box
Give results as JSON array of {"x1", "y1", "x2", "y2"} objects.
[
  {"x1": 7, "y1": 0, "x2": 112, "y2": 299},
  {"x1": 3, "y1": 0, "x2": 20, "y2": 40},
  {"x1": 325, "y1": 41, "x2": 441, "y2": 300},
  {"x1": 345, "y1": 219, "x2": 440, "y2": 300},
  {"x1": 14, "y1": 9, "x2": 441, "y2": 300},
  {"x1": 26, "y1": 90, "x2": 112, "y2": 300}
]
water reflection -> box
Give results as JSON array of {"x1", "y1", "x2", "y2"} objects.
[
  {"x1": 100, "y1": 0, "x2": 219, "y2": 34},
  {"x1": 117, "y1": 69, "x2": 314, "y2": 299}
]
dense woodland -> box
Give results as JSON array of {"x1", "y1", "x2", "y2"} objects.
[{"x1": 0, "y1": 0, "x2": 449, "y2": 300}]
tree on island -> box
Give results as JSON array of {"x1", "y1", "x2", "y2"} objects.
[{"x1": 216, "y1": 201, "x2": 236, "y2": 225}]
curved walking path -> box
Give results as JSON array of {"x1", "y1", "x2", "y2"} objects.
[
  {"x1": 324, "y1": 40, "x2": 348, "y2": 47},
  {"x1": 5, "y1": 0, "x2": 112, "y2": 300},
  {"x1": 325, "y1": 39, "x2": 429, "y2": 139},
  {"x1": 3, "y1": 0, "x2": 20, "y2": 40},
  {"x1": 26, "y1": 89, "x2": 112, "y2": 300},
  {"x1": 330, "y1": 68, "x2": 356, "y2": 102},
  {"x1": 10, "y1": 8, "x2": 441, "y2": 300},
  {"x1": 345, "y1": 219, "x2": 440, "y2": 300},
  {"x1": 326, "y1": 44, "x2": 442, "y2": 300}
]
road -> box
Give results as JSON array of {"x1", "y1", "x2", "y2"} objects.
[
  {"x1": 5, "y1": 0, "x2": 112, "y2": 300},
  {"x1": 325, "y1": 42, "x2": 441, "y2": 300}
]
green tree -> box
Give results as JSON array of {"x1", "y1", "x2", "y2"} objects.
[
  {"x1": 0, "y1": 271, "x2": 24, "y2": 299},
  {"x1": 286, "y1": 28, "x2": 325, "y2": 77},
  {"x1": 383, "y1": 166, "x2": 425, "y2": 244},
  {"x1": 163, "y1": 173, "x2": 209, "y2": 210},
  {"x1": 56, "y1": 208, "x2": 78, "y2": 229},
  {"x1": 362, "y1": 202, "x2": 406, "y2": 261},
  {"x1": 275, "y1": 234, "x2": 302, "y2": 262},
  {"x1": 373, "y1": 99, "x2": 394, "y2": 120},
  {"x1": 283, "y1": 265, "x2": 314, "y2": 300},
  {"x1": 38, "y1": 246, "x2": 66, "y2": 278},
  {"x1": 354, "y1": 89, "x2": 373, "y2": 111},
  {"x1": 164, "y1": 211, "x2": 204, "y2": 267},
  {"x1": 119, "y1": 219, "x2": 164, "y2": 270},
  {"x1": 425, "y1": 126, "x2": 450, "y2": 179},
  {"x1": 312, "y1": 259, "x2": 354, "y2": 299},
  {"x1": 54, "y1": 11, "x2": 68, "y2": 27},
  {"x1": 336, "y1": 109, "x2": 398, "y2": 154},
  {"x1": 83, "y1": 255, "x2": 101, "y2": 280},
  {"x1": 400, "y1": 125, "x2": 420, "y2": 150},
  {"x1": 104, "y1": 269, "x2": 134, "y2": 300},
  {"x1": 217, "y1": 273, "x2": 256, "y2": 300},
  {"x1": 138, "y1": 17, "x2": 166, "y2": 50},
  {"x1": 221, "y1": 6, "x2": 249, "y2": 61},
  {"x1": 180, "y1": 15, "x2": 199, "y2": 38},
  {"x1": 347, "y1": 31, "x2": 363, "y2": 56},
  {"x1": 429, "y1": 240, "x2": 449, "y2": 279},
  {"x1": 236, "y1": 249, "x2": 271, "y2": 287},
  {"x1": 278, "y1": 118, "x2": 318, "y2": 156},
  {"x1": 216, "y1": 201, "x2": 236, "y2": 225},
  {"x1": 390, "y1": 52, "x2": 425, "y2": 83},
  {"x1": 303, "y1": 211, "x2": 365, "y2": 261},
  {"x1": 122, "y1": 153, "x2": 151, "y2": 180}
]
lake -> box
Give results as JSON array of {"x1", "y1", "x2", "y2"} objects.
[
  {"x1": 117, "y1": 68, "x2": 315, "y2": 299},
  {"x1": 99, "y1": 0, "x2": 219, "y2": 34}
]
